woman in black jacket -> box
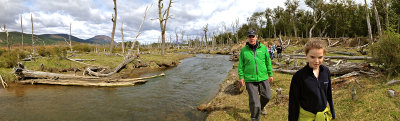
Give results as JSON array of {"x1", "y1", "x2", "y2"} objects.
[{"x1": 288, "y1": 40, "x2": 335, "y2": 121}]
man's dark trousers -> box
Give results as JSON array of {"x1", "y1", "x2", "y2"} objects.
[{"x1": 245, "y1": 80, "x2": 272, "y2": 121}]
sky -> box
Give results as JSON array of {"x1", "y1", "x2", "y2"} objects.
[{"x1": 0, "y1": 0, "x2": 371, "y2": 44}]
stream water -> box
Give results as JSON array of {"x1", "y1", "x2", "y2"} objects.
[{"x1": 0, "y1": 54, "x2": 233, "y2": 121}]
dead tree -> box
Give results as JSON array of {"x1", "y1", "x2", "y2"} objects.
[
  {"x1": 69, "y1": 23, "x2": 72, "y2": 52},
  {"x1": 174, "y1": 28, "x2": 179, "y2": 49},
  {"x1": 203, "y1": 24, "x2": 208, "y2": 49},
  {"x1": 31, "y1": 13, "x2": 35, "y2": 54},
  {"x1": 180, "y1": 29, "x2": 185, "y2": 49},
  {"x1": 20, "y1": 15, "x2": 24, "y2": 50},
  {"x1": 158, "y1": 0, "x2": 173, "y2": 56},
  {"x1": 372, "y1": 0, "x2": 382, "y2": 36},
  {"x1": 121, "y1": 22, "x2": 125, "y2": 55},
  {"x1": 110, "y1": 0, "x2": 117, "y2": 54},
  {"x1": 364, "y1": 0, "x2": 373, "y2": 43},
  {"x1": 234, "y1": 18, "x2": 239, "y2": 44},
  {"x1": 2, "y1": 24, "x2": 10, "y2": 50},
  {"x1": 127, "y1": 5, "x2": 150, "y2": 59},
  {"x1": 86, "y1": 5, "x2": 150, "y2": 77}
]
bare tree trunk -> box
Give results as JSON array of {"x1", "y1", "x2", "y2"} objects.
[
  {"x1": 385, "y1": 1, "x2": 389, "y2": 30},
  {"x1": 373, "y1": 0, "x2": 382, "y2": 36},
  {"x1": 69, "y1": 23, "x2": 72, "y2": 52},
  {"x1": 364, "y1": 0, "x2": 373, "y2": 43},
  {"x1": 2, "y1": 24, "x2": 10, "y2": 50},
  {"x1": 110, "y1": 0, "x2": 117, "y2": 54},
  {"x1": 273, "y1": 19, "x2": 277, "y2": 38},
  {"x1": 175, "y1": 29, "x2": 179, "y2": 49},
  {"x1": 158, "y1": 0, "x2": 173, "y2": 56},
  {"x1": 21, "y1": 15, "x2": 24, "y2": 51},
  {"x1": 31, "y1": 13, "x2": 35, "y2": 54},
  {"x1": 180, "y1": 30, "x2": 185, "y2": 50},
  {"x1": 398, "y1": 14, "x2": 400, "y2": 33},
  {"x1": 121, "y1": 22, "x2": 125, "y2": 56},
  {"x1": 203, "y1": 24, "x2": 208, "y2": 49},
  {"x1": 293, "y1": 14, "x2": 297, "y2": 38}
]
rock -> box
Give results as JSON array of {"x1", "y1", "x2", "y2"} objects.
[
  {"x1": 388, "y1": 90, "x2": 395, "y2": 98},
  {"x1": 386, "y1": 80, "x2": 400, "y2": 86}
]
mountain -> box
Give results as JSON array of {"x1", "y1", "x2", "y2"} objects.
[
  {"x1": 0, "y1": 32, "x2": 112, "y2": 46},
  {"x1": 86, "y1": 35, "x2": 113, "y2": 45},
  {"x1": 39, "y1": 34, "x2": 90, "y2": 43}
]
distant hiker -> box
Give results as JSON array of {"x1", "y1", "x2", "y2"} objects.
[
  {"x1": 267, "y1": 44, "x2": 274, "y2": 60},
  {"x1": 288, "y1": 40, "x2": 335, "y2": 121},
  {"x1": 238, "y1": 30, "x2": 274, "y2": 121},
  {"x1": 276, "y1": 43, "x2": 283, "y2": 62}
]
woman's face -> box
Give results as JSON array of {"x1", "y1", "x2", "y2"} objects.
[{"x1": 306, "y1": 48, "x2": 324, "y2": 69}]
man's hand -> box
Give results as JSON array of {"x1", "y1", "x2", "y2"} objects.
[
  {"x1": 239, "y1": 78, "x2": 245, "y2": 86},
  {"x1": 268, "y1": 77, "x2": 273, "y2": 83}
]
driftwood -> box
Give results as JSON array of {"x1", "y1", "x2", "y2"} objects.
[
  {"x1": 274, "y1": 69, "x2": 297, "y2": 74},
  {"x1": 13, "y1": 65, "x2": 100, "y2": 80},
  {"x1": 289, "y1": 54, "x2": 372, "y2": 60},
  {"x1": 0, "y1": 74, "x2": 8, "y2": 88},
  {"x1": 386, "y1": 80, "x2": 400, "y2": 86},
  {"x1": 328, "y1": 50, "x2": 356, "y2": 56},
  {"x1": 274, "y1": 62, "x2": 371, "y2": 76},
  {"x1": 85, "y1": 56, "x2": 136, "y2": 77},
  {"x1": 14, "y1": 62, "x2": 166, "y2": 87},
  {"x1": 69, "y1": 59, "x2": 96, "y2": 61},
  {"x1": 332, "y1": 71, "x2": 360, "y2": 84},
  {"x1": 329, "y1": 62, "x2": 370, "y2": 75},
  {"x1": 18, "y1": 79, "x2": 147, "y2": 87}
]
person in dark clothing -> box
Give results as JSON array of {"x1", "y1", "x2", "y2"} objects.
[
  {"x1": 276, "y1": 43, "x2": 283, "y2": 62},
  {"x1": 288, "y1": 40, "x2": 335, "y2": 121}
]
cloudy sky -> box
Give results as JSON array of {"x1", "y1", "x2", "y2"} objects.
[{"x1": 0, "y1": 0, "x2": 370, "y2": 44}]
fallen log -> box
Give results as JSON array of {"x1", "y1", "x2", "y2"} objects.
[
  {"x1": 274, "y1": 69, "x2": 296, "y2": 74},
  {"x1": 69, "y1": 59, "x2": 96, "y2": 61},
  {"x1": 0, "y1": 74, "x2": 8, "y2": 88},
  {"x1": 66, "y1": 58, "x2": 101, "y2": 67},
  {"x1": 85, "y1": 56, "x2": 137, "y2": 77},
  {"x1": 289, "y1": 54, "x2": 372, "y2": 60},
  {"x1": 274, "y1": 62, "x2": 370, "y2": 76},
  {"x1": 328, "y1": 50, "x2": 356, "y2": 56},
  {"x1": 329, "y1": 62, "x2": 369, "y2": 75},
  {"x1": 332, "y1": 71, "x2": 360, "y2": 84},
  {"x1": 18, "y1": 79, "x2": 147, "y2": 87},
  {"x1": 14, "y1": 68, "x2": 100, "y2": 80},
  {"x1": 386, "y1": 80, "x2": 400, "y2": 86}
]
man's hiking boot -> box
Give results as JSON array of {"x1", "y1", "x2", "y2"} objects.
[{"x1": 261, "y1": 110, "x2": 267, "y2": 115}]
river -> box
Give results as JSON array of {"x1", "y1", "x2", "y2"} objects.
[{"x1": 0, "y1": 54, "x2": 233, "y2": 121}]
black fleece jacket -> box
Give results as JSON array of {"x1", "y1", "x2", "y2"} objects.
[{"x1": 288, "y1": 63, "x2": 335, "y2": 121}]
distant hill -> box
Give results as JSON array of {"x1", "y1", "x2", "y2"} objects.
[
  {"x1": 39, "y1": 34, "x2": 89, "y2": 43},
  {"x1": 86, "y1": 35, "x2": 113, "y2": 45},
  {"x1": 0, "y1": 32, "x2": 113, "y2": 46}
]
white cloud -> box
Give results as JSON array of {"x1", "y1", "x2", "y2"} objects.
[{"x1": 1, "y1": 0, "x2": 372, "y2": 44}]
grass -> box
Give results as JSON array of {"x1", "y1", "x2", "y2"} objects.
[
  {"x1": 207, "y1": 70, "x2": 400, "y2": 121},
  {"x1": 0, "y1": 48, "x2": 194, "y2": 83}
]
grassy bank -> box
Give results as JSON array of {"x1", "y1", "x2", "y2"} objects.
[
  {"x1": 206, "y1": 44, "x2": 400, "y2": 120},
  {"x1": 0, "y1": 50, "x2": 194, "y2": 84},
  {"x1": 206, "y1": 65, "x2": 400, "y2": 120}
]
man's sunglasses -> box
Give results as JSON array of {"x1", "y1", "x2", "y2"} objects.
[{"x1": 248, "y1": 35, "x2": 255, "y2": 38}]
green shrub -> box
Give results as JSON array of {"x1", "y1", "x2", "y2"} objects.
[
  {"x1": 37, "y1": 47, "x2": 51, "y2": 57},
  {"x1": 0, "y1": 50, "x2": 27, "y2": 68},
  {"x1": 51, "y1": 47, "x2": 67, "y2": 60},
  {"x1": 370, "y1": 30, "x2": 400, "y2": 78},
  {"x1": 73, "y1": 44, "x2": 92, "y2": 53},
  {"x1": 0, "y1": 49, "x2": 5, "y2": 56}
]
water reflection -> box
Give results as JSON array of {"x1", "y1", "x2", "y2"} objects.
[{"x1": 0, "y1": 54, "x2": 233, "y2": 121}]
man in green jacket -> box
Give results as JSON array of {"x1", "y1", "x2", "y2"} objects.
[{"x1": 238, "y1": 30, "x2": 274, "y2": 121}]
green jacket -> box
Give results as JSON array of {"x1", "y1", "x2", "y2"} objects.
[{"x1": 238, "y1": 42, "x2": 273, "y2": 82}]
